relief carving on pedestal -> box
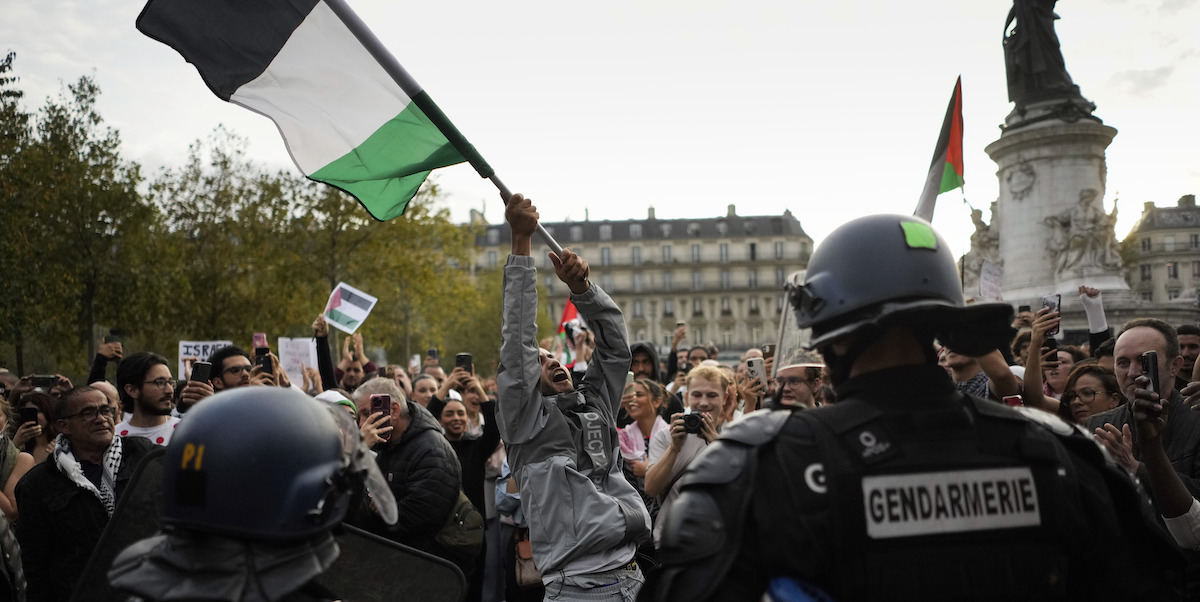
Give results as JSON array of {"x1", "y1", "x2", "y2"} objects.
[
  {"x1": 1007, "y1": 163, "x2": 1036, "y2": 200},
  {"x1": 1043, "y1": 189, "x2": 1123, "y2": 278},
  {"x1": 961, "y1": 202, "x2": 1003, "y2": 293}
]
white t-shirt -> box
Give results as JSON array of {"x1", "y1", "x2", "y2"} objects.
[{"x1": 116, "y1": 416, "x2": 182, "y2": 446}]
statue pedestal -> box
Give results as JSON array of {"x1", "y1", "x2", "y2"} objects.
[{"x1": 985, "y1": 119, "x2": 1124, "y2": 303}]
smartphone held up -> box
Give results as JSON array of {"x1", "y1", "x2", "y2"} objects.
[
  {"x1": 1041, "y1": 294, "x2": 1061, "y2": 336},
  {"x1": 253, "y1": 332, "x2": 272, "y2": 375},
  {"x1": 370, "y1": 394, "x2": 392, "y2": 441}
]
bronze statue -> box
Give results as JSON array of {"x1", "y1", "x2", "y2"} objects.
[{"x1": 1003, "y1": 0, "x2": 1082, "y2": 109}]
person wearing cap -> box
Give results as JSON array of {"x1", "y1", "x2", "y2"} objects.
[
  {"x1": 653, "y1": 214, "x2": 1182, "y2": 600},
  {"x1": 770, "y1": 350, "x2": 825, "y2": 410}
]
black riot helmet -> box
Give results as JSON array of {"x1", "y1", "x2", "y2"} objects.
[
  {"x1": 791, "y1": 214, "x2": 1012, "y2": 357},
  {"x1": 161, "y1": 387, "x2": 350, "y2": 541}
]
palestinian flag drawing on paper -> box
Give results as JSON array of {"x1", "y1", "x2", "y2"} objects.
[
  {"x1": 914, "y1": 76, "x2": 964, "y2": 222},
  {"x1": 137, "y1": 0, "x2": 469, "y2": 220},
  {"x1": 324, "y1": 282, "x2": 378, "y2": 334}
]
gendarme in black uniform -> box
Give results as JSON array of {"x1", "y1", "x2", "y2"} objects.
[{"x1": 654, "y1": 214, "x2": 1183, "y2": 601}]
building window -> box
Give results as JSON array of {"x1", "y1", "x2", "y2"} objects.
[
  {"x1": 748, "y1": 269, "x2": 758, "y2": 288},
  {"x1": 631, "y1": 246, "x2": 642, "y2": 266},
  {"x1": 1141, "y1": 264, "x2": 1152, "y2": 281},
  {"x1": 1169, "y1": 290, "x2": 1182, "y2": 301},
  {"x1": 571, "y1": 225, "x2": 583, "y2": 241},
  {"x1": 775, "y1": 268, "x2": 786, "y2": 286},
  {"x1": 599, "y1": 225, "x2": 612, "y2": 241},
  {"x1": 749, "y1": 242, "x2": 757, "y2": 261},
  {"x1": 693, "y1": 298, "x2": 703, "y2": 317},
  {"x1": 1193, "y1": 261, "x2": 1200, "y2": 278},
  {"x1": 1166, "y1": 236, "x2": 1177, "y2": 252},
  {"x1": 692, "y1": 270, "x2": 703, "y2": 291},
  {"x1": 662, "y1": 245, "x2": 672, "y2": 263},
  {"x1": 663, "y1": 272, "x2": 674, "y2": 291},
  {"x1": 487, "y1": 250, "x2": 497, "y2": 267},
  {"x1": 749, "y1": 296, "x2": 760, "y2": 314},
  {"x1": 776, "y1": 295, "x2": 785, "y2": 313},
  {"x1": 633, "y1": 300, "x2": 644, "y2": 318},
  {"x1": 601, "y1": 247, "x2": 612, "y2": 266},
  {"x1": 1168, "y1": 262, "x2": 1179, "y2": 279},
  {"x1": 774, "y1": 241, "x2": 784, "y2": 259},
  {"x1": 722, "y1": 330, "x2": 732, "y2": 348},
  {"x1": 1142, "y1": 291, "x2": 1154, "y2": 302},
  {"x1": 633, "y1": 273, "x2": 644, "y2": 292},
  {"x1": 1141, "y1": 238, "x2": 1151, "y2": 252},
  {"x1": 717, "y1": 221, "x2": 728, "y2": 236},
  {"x1": 543, "y1": 275, "x2": 554, "y2": 294},
  {"x1": 721, "y1": 296, "x2": 731, "y2": 315},
  {"x1": 691, "y1": 244, "x2": 701, "y2": 263},
  {"x1": 487, "y1": 229, "x2": 500, "y2": 245},
  {"x1": 1192, "y1": 234, "x2": 1199, "y2": 249},
  {"x1": 661, "y1": 223, "x2": 672, "y2": 237},
  {"x1": 719, "y1": 243, "x2": 729, "y2": 263},
  {"x1": 663, "y1": 298, "x2": 675, "y2": 317},
  {"x1": 601, "y1": 274, "x2": 615, "y2": 291},
  {"x1": 630, "y1": 224, "x2": 642, "y2": 238},
  {"x1": 720, "y1": 269, "x2": 731, "y2": 289}
]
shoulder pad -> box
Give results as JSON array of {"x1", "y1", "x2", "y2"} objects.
[
  {"x1": 1010, "y1": 405, "x2": 1084, "y2": 438},
  {"x1": 721, "y1": 409, "x2": 790, "y2": 446},
  {"x1": 656, "y1": 488, "x2": 726, "y2": 564},
  {"x1": 677, "y1": 440, "x2": 752, "y2": 488}
]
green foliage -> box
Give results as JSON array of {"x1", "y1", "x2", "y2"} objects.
[{"x1": 0, "y1": 58, "x2": 159, "y2": 374}]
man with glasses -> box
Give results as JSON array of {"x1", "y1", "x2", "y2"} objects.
[
  {"x1": 207, "y1": 346, "x2": 255, "y2": 392},
  {"x1": 772, "y1": 355, "x2": 824, "y2": 409},
  {"x1": 15, "y1": 385, "x2": 156, "y2": 601},
  {"x1": 115, "y1": 352, "x2": 180, "y2": 446}
]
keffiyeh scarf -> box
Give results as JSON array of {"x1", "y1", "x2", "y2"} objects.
[{"x1": 54, "y1": 433, "x2": 123, "y2": 517}]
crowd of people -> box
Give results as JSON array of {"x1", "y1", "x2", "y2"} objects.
[{"x1": 3, "y1": 201, "x2": 1200, "y2": 600}]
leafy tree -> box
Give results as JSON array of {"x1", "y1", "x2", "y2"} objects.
[{"x1": 0, "y1": 60, "x2": 161, "y2": 374}]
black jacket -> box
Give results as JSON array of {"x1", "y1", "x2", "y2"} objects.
[
  {"x1": 449, "y1": 401, "x2": 501, "y2": 517},
  {"x1": 15, "y1": 436, "x2": 156, "y2": 602},
  {"x1": 353, "y1": 402, "x2": 462, "y2": 556}
]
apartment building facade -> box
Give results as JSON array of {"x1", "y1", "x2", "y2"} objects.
[{"x1": 473, "y1": 205, "x2": 813, "y2": 359}]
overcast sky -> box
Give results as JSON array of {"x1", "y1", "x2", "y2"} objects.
[{"x1": 4, "y1": 0, "x2": 1198, "y2": 258}]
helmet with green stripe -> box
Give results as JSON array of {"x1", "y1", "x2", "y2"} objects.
[{"x1": 790, "y1": 214, "x2": 1012, "y2": 357}]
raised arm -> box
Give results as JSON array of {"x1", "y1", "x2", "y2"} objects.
[{"x1": 496, "y1": 195, "x2": 550, "y2": 445}]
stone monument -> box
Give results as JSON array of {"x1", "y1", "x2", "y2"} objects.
[{"x1": 982, "y1": 0, "x2": 1128, "y2": 312}]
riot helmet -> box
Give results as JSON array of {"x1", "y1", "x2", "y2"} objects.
[
  {"x1": 788, "y1": 214, "x2": 1012, "y2": 357},
  {"x1": 161, "y1": 387, "x2": 350, "y2": 541}
]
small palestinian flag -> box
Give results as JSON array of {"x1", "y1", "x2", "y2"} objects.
[{"x1": 324, "y1": 282, "x2": 378, "y2": 334}]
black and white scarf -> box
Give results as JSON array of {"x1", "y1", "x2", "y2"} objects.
[{"x1": 53, "y1": 433, "x2": 123, "y2": 517}]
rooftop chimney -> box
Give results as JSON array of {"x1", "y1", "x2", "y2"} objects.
[
  {"x1": 648, "y1": 206, "x2": 656, "y2": 220},
  {"x1": 727, "y1": 204, "x2": 737, "y2": 217},
  {"x1": 1180, "y1": 194, "x2": 1196, "y2": 208}
]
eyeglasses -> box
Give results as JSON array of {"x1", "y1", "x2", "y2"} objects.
[
  {"x1": 223, "y1": 365, "x2": 253, "y2": 376},
  {"x1": 61, "y1": 405, "x2": 116, "y2": 421},
  {"x1": 775, "y1": 376, "x2": 817, "y2": 388},
  {"x1": 143, "y1": 378, "x2": 178, "y2": 389},
  {"x1": 1073, "y1": 387, "x2": 1105, "y2": 402}
]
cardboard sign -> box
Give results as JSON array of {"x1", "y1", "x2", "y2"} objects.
[
  {"x1": 177, "y1": 340, "x2": 233, "y2": 378},
  {"x1": 278, "y1": 337, "x2": 319, "y2": 389}
]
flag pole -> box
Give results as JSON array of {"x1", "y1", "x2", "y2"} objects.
[{"x1": 325, "y1": 0, "x2": 563, "y2": 255}]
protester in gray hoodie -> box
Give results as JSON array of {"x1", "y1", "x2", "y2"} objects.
[{"x1": 497, "y1": 195, "x2": 651, "y2": 600}]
